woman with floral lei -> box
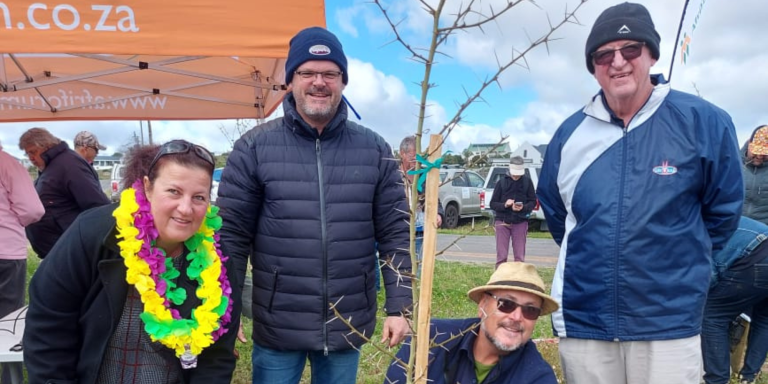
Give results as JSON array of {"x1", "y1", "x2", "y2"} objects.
[{"x1": 24, "y1": 140, "x2": 241, "y2": 384}]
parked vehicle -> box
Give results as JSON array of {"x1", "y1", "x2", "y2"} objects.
[
  {"x1": 110, "y1": 163, "x2": 126, "y2": 203},
  {"x1": 438, "y1": 168, "x2": 486, "y2": 228},
  {"x1": 211, "y1": 167, "x2": 223, "y2": 204},
  {"x1": 482, "y1": 165, "x2": 548, "y2": 231}
]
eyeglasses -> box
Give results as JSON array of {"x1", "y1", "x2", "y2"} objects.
[
  {"x1": 485, "y1": 292, "x2": 542, "y2": 320},
  {"x1": 294, "y1": 70, "x2": 343, "y2": 81},
  {"x1": 24, "y1": 148, "x2": 40, "y2": 159},
  {"x1": 591, "y1": 42, "x2": 645, "y2": 66},
  {"x1": 147, "y1": 140, "x2": 215, "y2": 175}
]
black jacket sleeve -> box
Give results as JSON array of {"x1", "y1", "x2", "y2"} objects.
[
  {"x1": 217, "y1": 134, "x2": 263, "y2": 290},
  {"x1": 24, "y1": 214, "x2": 96, "y2": 382}
]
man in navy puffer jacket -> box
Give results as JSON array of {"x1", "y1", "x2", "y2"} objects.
[{"x1": 217, "y1": 27, "x2": 412, "y2": 384}]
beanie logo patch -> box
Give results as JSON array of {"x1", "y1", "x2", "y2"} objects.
[
  {"x1": 308, "y1": 45, "x2": 331, "y2": 56},
  {"x1": 617, "y1": 25, "x2": 631, "y2": 34}
]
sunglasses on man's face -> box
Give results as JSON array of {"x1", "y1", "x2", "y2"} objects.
[
  {"x1": 147, "y1": 140, "x2": 215, "y2": 175},
  {"x1": 591, "y1": 42, "x2": 645, "y2": 67},
  {"x1": 485, "y1": 292, "x2": 542, "y2": 320}
]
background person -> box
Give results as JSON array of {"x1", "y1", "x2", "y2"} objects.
[
  {"x1": 23, "y1": 140, "x2": 241, "y2": 384},
  {"x1": 489, "y1": 155, "x2": 536, "y2": 267},
  {"x1": 18, "y1": 127, "x2": 110, "y2": 259},
  {"x1": 741, "y1": 125, "x2": 768, "y2": 225},
  {"x1": 399, "y1": 135, "x2": 444, "y2": 263},
  {"x1": 537, "y1": 3, "x2": 743, "y2": 384},
  {"x1": 217, "y1": 26, "x2": 412, "y2": 384},
  {"x1": 701, "y1": 216, "x2": 768, "y2": 384},
  {"x1": 384, "y1": 262, "x2": 559, "y2": 384},
  {"x1": 0, "y1": 140, "x2": 44, "y2": 384},
  {"x1": 73, "y1": 130, "x2": 107, "y2": 167}
]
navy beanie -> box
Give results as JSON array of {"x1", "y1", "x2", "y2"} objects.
[
  {"x1": 285, "y1": 27, "x2": 348, "y2": 85},
  {"x1": 585, "y1": 2, "x2": 661, "y2": 74}
]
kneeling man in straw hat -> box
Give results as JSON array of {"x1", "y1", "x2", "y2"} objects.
[{"x1": 384, "y1": 262, "x2": 559, "y2": 384}]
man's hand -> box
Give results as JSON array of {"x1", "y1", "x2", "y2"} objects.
[
  {"x1": 436, "y1": 214, "x2": 443, "y2": 228},
  {"x1": 381, "y1": 316, "x2": 409, "y2": 347},
  {"x1": 237, "y1": 323, "x2": 247, "y2": 343}
]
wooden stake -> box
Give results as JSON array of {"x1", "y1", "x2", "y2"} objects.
[{"x1": 414, "y1": 134, "x2": 442, "y2": 384}]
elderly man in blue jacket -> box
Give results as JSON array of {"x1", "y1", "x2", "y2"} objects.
[
  {"x1": 537, "y1": 3, "x2": 743, "y2": 384},
  {"x1": 217, "y1": 27, "x2": 412, "y2": 384},
  {"x1": 385, "y1": 262, "x2": 559, "y2": 384}
]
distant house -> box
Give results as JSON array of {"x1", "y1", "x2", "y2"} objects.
[
  {"x1": 490, "y1": 141, "x2": 547, "y2": 166},
  {"x1": 466, "y1": 143, "x2": 512, "y2": 158},
  {"x1": 510, "y1": 141, "x2": 546, "y2": 165},
  {"x1": 92, "y1": 155, "x2": 122, "y2": 171}
]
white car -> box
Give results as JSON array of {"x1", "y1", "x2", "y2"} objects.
[
  {"x1": 438, "y1": 167, "x2": 486, "y2": 228},
  {"x1": 110, "y1": 163, "x2": 126, "y2": 203},
  {"x1": 211, "y1": 167, "x2": 223, "y2": 204}
]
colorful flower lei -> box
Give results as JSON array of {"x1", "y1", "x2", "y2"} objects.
[{"x1": 112, "y1": 179, "x2": 233, "y2": 357}]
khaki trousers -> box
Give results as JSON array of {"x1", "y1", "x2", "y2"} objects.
[{"x1": 559, "y1": 336, "x2": 702, "y2": 384}]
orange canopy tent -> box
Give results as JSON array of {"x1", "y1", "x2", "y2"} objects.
[{"x1": 0, "y1": 0, "x2": 326, "y2": 122}]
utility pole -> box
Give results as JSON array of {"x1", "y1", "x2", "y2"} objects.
[
  {"x1": 139, "y1": 121, "x2": 144, "y2": 145},
  {"x1": 147, "y1": 120, "x2": 153, "y2": 145}
]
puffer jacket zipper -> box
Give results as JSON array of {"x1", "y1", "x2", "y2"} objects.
[{"x1": 316, "y1": 138, "x2": 330, "y2": 356}]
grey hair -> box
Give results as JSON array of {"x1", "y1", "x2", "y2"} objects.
[
  {"x1": 18, "y1": 127, "x2": 61, "y2": 151},
  {"x1": 399, "y1": 135, "x2": 416, "y2": 154}
]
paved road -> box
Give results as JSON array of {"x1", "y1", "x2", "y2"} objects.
[{"x1": 435, "y1": 234, "x2": 559, "y2": 267}]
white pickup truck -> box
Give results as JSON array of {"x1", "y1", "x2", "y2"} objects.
[{"x1": 482, "y1": 165, "x2": 548, "y2": 231}]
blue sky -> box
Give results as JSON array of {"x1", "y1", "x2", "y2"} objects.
[{"x1": 2, "y1": 0, "x2": 767, "y2": 159}]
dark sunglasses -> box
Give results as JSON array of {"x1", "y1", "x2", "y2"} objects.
[
  {"x1": 591, "y1": 42, "x2": 645, "y2": 66},
  {"x1": 147, "y1": 140, "x2": 215, "y2": 175},
  {"x1": 485, "y1": 292, "x2": 542, "y2": 320}
]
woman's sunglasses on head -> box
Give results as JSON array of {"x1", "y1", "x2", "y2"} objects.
[
  {"x1": 591, "y1": 42, "x2": 645, "y2": 66},
  {"x1": 147, "y1": 140, "x2": 215, "y2": 175}
]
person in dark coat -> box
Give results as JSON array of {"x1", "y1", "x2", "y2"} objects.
[
  {"x1": 18, "y1": 127, "x2": 109, "y2": 258},
  {"x1": 23, "y1": 140, "x2": 241, "y2": 384},
  {"x1": 741, "y1": 125, "x2": 768, "y2": 225},
  {"x1": 217, "y1": 27, "x2": 412, "y2": 384},
  {"x1": 490, "y1": 156, "x2": 536, "y2": 266},
  {"x1": 385, "y1": 262, "x2": 559, "y2": 384}
]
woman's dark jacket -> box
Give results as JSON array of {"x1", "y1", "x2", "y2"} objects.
[
  {"x1": 489, "y1": 173, "x2": 536, "y2": 224},
  {"x1": 26, "y1": 141, "x2": 110, "y2": 258},
  {"x1": 217, "y1": 93, "x2": 412, "y2": 352},
  {"x1": 23, "y1": 204, "x2": 241, "y2": 384}
]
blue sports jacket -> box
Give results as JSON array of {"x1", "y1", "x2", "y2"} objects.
[{"x1": 537, "y1": 76, "x2": 743, "y2": 341}]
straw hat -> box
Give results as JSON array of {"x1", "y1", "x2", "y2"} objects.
[
  {"x1": 468, "y1": 262, "x2": 559, "y2": 316},
  {"x1": 748, "y1": 125, "x2": 768, "y2": 156}
]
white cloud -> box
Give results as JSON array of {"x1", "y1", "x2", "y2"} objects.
[
  {"x1": 343, "y1": 0, "x2": 768, "y2": 152},
  {"x1": 343, "y1": 58, "x2": 446, "y2": 151}
]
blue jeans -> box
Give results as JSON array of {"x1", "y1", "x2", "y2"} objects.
[
  {"x1": 251, "y1": 343, "x2": 360, "y2": 384},
  {"x1": 415, "y1": 234, "x2": 423, "y2": 276},
  {"x1": 701, "y1": 261, "x2": 768, "y2": 384}
]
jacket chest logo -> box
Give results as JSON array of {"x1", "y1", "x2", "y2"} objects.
[{"x1": 653, "y1": 161, "x2": 678, "y2": 176}]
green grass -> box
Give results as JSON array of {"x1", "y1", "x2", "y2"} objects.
[
  {"x1": 22, "y1": 252, "x2": 767, "y2": 384},
  {"x1": 438, "y1": 218, "x2": 553, "y2": 239}
]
